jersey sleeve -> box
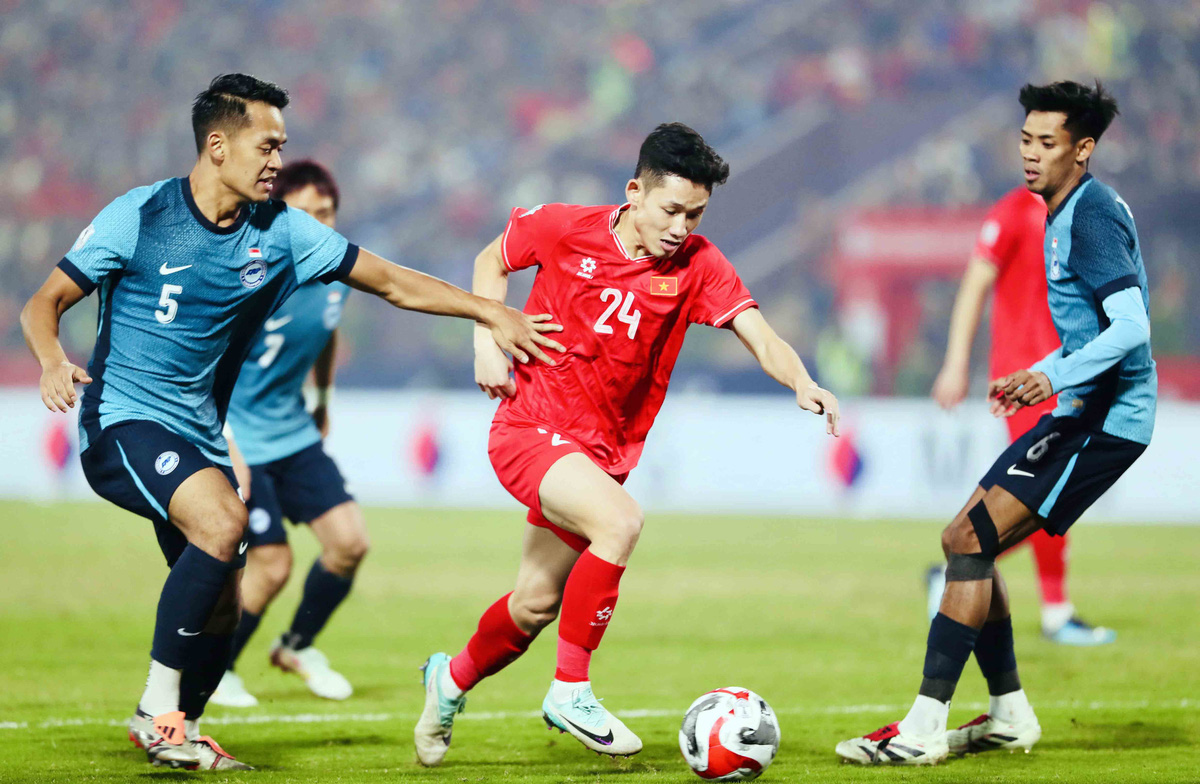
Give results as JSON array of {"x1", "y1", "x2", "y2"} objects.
[
  {"x1": 688, "y1": 247, "x2": 758, "y2": 328},
  {"x1": 57, "y1": 194, "x2": 142, "y2": 295},
  {"x1": 1070, "y1": 194, "x2": 1141, "y2": 301},
  {"x1": 287, "y1": 206, "x2": 359, "y2": 285},
  {"x1": 973, "y1": 198, "x2": 1020, "y2": 272},
  {"x1": 500, "y1": 203, "x2": 573, "y2": 272}
]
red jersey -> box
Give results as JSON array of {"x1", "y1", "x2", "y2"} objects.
[
  {"x1": 495, "y1": 202, "x2": 757, "y2": 473},
  {"x1": 974, "y1": 188, "x2": 1060, "y2": 380}
]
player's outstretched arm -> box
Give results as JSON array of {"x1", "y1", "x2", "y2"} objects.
[
  {"x1": 345, "y1": 248, "x2": 563, "y2": 365},
  {"x1": 20, "y1": 268, "x2": 92, "y2": 413},
  {"x1": 932, "y1": 254, "x2": 998, "y2": 409},
  {"x1": 731, "y1": 308, "x2": 840, "y2": 436},
  {"x1": 471, "y1": 234, "x2": 518, "y2": 399}
]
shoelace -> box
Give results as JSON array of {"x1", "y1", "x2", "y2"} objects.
[{"x1": 571, "y1": 690, "x2": 606, "y2": 727}]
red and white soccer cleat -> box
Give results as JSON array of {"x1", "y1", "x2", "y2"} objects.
[
  {"x1": 946, "y1": 713, "x2": 1042, "y2": 755},
  {"x1": 127, "y1": 709, "x2": 200, "y2": 768},
  {"x1": 190, "y1": 735, "x2": 254, "y2": 770},
  {"x1": 835, "y1": 721, "x2": 949, "y2": 766}
]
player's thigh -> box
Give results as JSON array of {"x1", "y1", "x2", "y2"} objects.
[
  {"x1": 309, "y1": 501, "x2": 369, "y2": 562},
  {"x1": 945, "y1": 483, "x2": 1044, "y2": 557},
  {"x1": 80, "y1": 419, "x2": 243, "y2": 565},
  {"x1": 510, "y1": 523, "x2": 583, "y2": 627},
  {"x1": 169, "y1": 467, "x2": 249, "y2": 559},
  {"x1": 538, "y1": 452, "x2": 642, "y2": 544}
]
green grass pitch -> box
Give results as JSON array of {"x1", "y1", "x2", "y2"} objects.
[{"x1": 0, "y1": 500, "x2": 1197, "y2": 782}]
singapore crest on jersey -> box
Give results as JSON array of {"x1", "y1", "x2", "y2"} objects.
[{"x1": 240, "y1": 250, "x2": 267, "y2": 289}]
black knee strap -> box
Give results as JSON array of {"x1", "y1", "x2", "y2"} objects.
[
  {"x1": 945, "y1": 552, "x2": 994, "y2": 581},
  {"x1": 967, "y1": 501, "x2": 1000, "y2": 559}
]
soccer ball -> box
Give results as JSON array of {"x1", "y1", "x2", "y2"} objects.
[{"x1": 679, "y1": 688, "x2": 780, "y2": 781}]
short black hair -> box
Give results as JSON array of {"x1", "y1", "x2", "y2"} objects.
[
  {"x1": 1018, "y1": 80, "x2": 1119, "y2": 143},
  {"x1": 273, "y1": 160, "x2": 340, "y2": 210},
  {"x1": 634, "y1": 122, "x2": 730, "y2": 192},
  {"x1": 192, "y1": 73, "x2": 289, "y2": 153}
]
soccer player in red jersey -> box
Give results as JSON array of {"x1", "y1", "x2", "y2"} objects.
[
  {"x1": 930, "y1": 187, "x2": 1116, "y2": 646},
  {"x1": 413, "y1": 123, "x2": 840, "y2": 764}
]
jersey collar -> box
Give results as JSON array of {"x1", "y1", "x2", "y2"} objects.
[
  {"x1": 1046, "y1": 172, "x2": 1093, "y2": 226},
  {"x1": 609, "y1": 204, "x2": 656, "y2": 262},
  {"x1": 181, "y1": 177, "x2": 250, "y2": 235}
]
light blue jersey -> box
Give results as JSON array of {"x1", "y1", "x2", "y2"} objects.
[
  {"x1": 1033, "y1": 174, "x2": 1156, "y2": 445},
  {"x1": 59, "y1": 177, "x2": 359, "y2": 464},
  {"x1": 225, "y1": 281, "x2": 348, "y2": 465}
]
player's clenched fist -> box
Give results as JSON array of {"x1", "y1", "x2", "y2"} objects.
[
  {"x1": 475, "y1": 331, "x2": 517, "y2": 400},
  {"x1": 39, "y1": 360, "x2": 92, "y2": 413},
  {"x1": 797, "y1": 383, "x2": 840, "y2": 437},
  {"x1": 483, "y1": 303, "x2": 564, "y2": 366}
]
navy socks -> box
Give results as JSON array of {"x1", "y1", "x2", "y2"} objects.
[
  {"x1": 918, "y1": 613, "x2": 980, "y2": 703},
  {"x1": 227, "y1": 610, "x2": 262, "y2": 671},
  {"x1": 285, "y1": 560, "x2": 353, "y2": 651},
  {"x1": 151, "y1": 545, "x2": 236, "y2": 669},
  {"x1": 974, "y1": 616, "x2": 1021, "y2": 696},
  {"x1": 180, "y1": 632, "x2": 234, "y2": 719}
]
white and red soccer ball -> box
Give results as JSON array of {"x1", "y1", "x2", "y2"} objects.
[{"x1": 679, "y1": 688, "x2": 780, "y2": 781}]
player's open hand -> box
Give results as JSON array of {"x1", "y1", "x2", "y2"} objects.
[
  {"x1": 988, "y1": 375, "x2": 1021, "y2": 418},
  {"x1": 39, "y1": 360, "x2": 91, "y2": 412},
  {"x1": 797, "y1": 384, "x2": 840, "y2": 436},
  {"x1": 1002, "y1": 369, "x2": 1053, "y2": 408},
  {"x1": 487, "y1": 305, "x2": 564, "y2": 366}
]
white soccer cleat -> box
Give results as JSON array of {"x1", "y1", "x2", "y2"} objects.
[
  {"x1": 414, "y1": 652, "x2": 467, "y2": 767},
  {"x1": 208, "y1": 670, "x2": 259, "y2": 708},
  {"x1": 127, "y1": 709, "x2": 200, "y2": 768},
  {"x1": 947, "y1": 713, "x2": 1042, "y2": 755},
  {"x1": 189, "y1": 735, "x2": 254, "y2": 770},
  {"x1": 541, "y1": 680, "x2": 643, "y2": 757},
  {"x1": 836, "y1": 722, "x2": 948, "y2": 766},
  {"x1": 270, "y1": 638, "x2": 353, "y2": 700}
]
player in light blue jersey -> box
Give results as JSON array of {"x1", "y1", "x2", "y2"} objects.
[
  {"x1": 207, "y1": 161, "x2": 365, "y2": 708},
  {"x1": 21, "y1": 74, "x2": 563, "y2": 771},
  {"x1": 838, "y1": 81, "x2": 1155, "y2": 766}
]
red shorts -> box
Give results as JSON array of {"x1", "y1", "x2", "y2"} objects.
[{"x1": 488, "y1": 420, "x2": 628, "y2": 553}]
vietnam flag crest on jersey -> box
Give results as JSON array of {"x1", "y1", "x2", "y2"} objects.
[{"x1": 650, "y1": 276, "x2": 678, "y2": 296}]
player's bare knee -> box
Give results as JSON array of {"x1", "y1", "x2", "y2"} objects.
[
  {"x1": 325, "y1": 530, "x2": 369, "y2": 572},
  {"x1": 609, "y1": 502, "x2": 644, "y2": 551},
  {"x1": 259, "y1": 547, "x2": 293, "y2": 594},
  {"x1": 943, "y1": 517, "x2": 981, "y2": 555},
  {"x1": 510, "y1": 589, "x2": 561, "y2": 633}
]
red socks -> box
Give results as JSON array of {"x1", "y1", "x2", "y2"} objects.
[
  {"x1": 1029, "y1": 528, "x2": 1068, "y2": 605},
  {"x1": 555, "y1": 549, "x2": 625, "y2": 682},
  {"x1": 448, "y1": 593, "x2": 533, "y2": 691}
]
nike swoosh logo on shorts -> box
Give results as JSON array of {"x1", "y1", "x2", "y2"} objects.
[
  {"x1": 1007, "y1": 465, "x2": 1035, "y2": 478},
  {"x1": 264, "y1": 315, "x2": 293, "y2": 331},
  {"x1": 551, "y1": 434, "x2": 571, "y2": 446},
  {"x1": 159, "y1": 262, "x2": 193, "y2": 275},
  {"x1": 177, "y1": 628, "x2": 201, "y2": 636},
  {"x1": 560, "y1": 715, "x2": 614, "y2": 745},
  {"x1": 239, "y1": 541, "x2": 248, "y2": 555}
]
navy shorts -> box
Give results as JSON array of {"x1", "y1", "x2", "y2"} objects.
[
  {"x1": 245, "y1": 441, "x2": 353, "y2": 548},
  {"x1": 980, "y1": 414, "x2": 1146, "y2": 535},
  {"x1": 80, "y1": 419, "x2": 246, "y2": 567}
]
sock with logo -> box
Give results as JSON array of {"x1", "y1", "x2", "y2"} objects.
[
  {"x1": 285, "y1": 559, "x2": 354, "y2": 650},
  {"x1": 555, "y1": 549, "x2": 625, "y2": 682},
  {"x1": 180, "y1": 632, "x2": 234, "y2": 720},
  {"x1": 1030, "y1": 528, "x2": 1068, "y2": 607},
  {"x1": 448, "y1": 592, "x2": 533, "y2": 692},
  {"x1": 227, "y1": 610, "x2": 261, "y2": 670},
  {"x1": 138, "y1": 659, "x2": 182, "y2": 717},
  {"x1": 151, "y1": 545, "x2": 237, "y2": 670}
]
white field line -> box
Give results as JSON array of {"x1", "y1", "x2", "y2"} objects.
[{"x1": 0, "y1": 699, "x2": 1192, "y2": 732}]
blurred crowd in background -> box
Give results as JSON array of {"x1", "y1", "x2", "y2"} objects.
[{"x1": 1, "y1": 0, "x2": 1196, "y2": 396}]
